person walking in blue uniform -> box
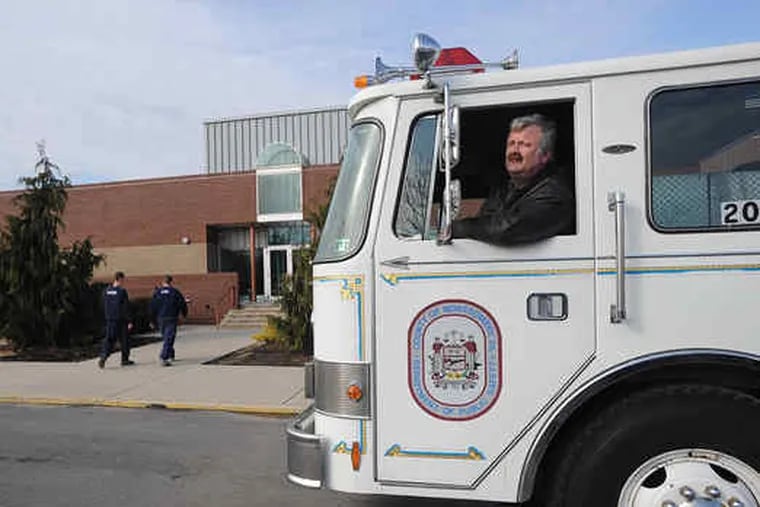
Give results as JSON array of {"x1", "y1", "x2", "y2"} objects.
[
  {"x1": 150, "y1": 275, "x2": 188, "y2": 366},
  {"x1": 98, "y1": 271, "x2": 134, "y2": 368}
]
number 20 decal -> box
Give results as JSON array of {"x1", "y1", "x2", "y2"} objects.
[{"x1": 722, "y1": 200, "x2": 760, "y2": 225}]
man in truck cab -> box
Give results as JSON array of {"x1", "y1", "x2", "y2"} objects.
[{"x1": 452, "y1": 113, "x2": 575, "y2": 245}]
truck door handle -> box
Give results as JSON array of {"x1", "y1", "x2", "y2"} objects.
[
  {"x1": 608, "y1": 191, "x2": 627, "y2": 323},
  {"x1": 381, "y1": 256, "x2": 410, "y2": 269}
]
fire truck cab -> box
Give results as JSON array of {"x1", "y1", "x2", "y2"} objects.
[{"x1": 287, "y1": 34, "x2": 760, "y2": 507}]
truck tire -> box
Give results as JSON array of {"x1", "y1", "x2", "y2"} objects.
[{"x1": 537, "y1": 384, "x2": 760, "y2": 507}]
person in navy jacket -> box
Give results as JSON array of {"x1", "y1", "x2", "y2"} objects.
[
  {"x1": 150, "y1": 275, "x2": 188, "y2": 366},
  {"x1": 98, "y1": 271, "x2": 134, "y2": 368}
]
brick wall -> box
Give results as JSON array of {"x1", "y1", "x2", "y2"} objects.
[
  {"x1": 0, "y1": 172, "x2": 258, "y2": 248},
  {"x1": 62, "y1": 173, "x2": 258, "y2": 247},
  {"x1": 303, "y1": 165, "x2": 339, "y2": 218},
  {"x1": 0, "y1": 166, "x2": 340, "y2": 248}
]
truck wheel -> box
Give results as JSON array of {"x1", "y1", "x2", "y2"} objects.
[{"x1": 538, "y1": 384, "x2": 760, "y2": 507}]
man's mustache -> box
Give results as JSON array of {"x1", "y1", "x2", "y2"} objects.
[{"x1": 508, "y1": 153, "x2": 523, "y2": 163}]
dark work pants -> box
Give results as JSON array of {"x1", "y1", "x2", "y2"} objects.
[
  {"x1": 159, "y1": 318, "x2": 178, "y2": 361},
  {"x1": 101, "y1": 320, "x2": 130, "y2": 363}
]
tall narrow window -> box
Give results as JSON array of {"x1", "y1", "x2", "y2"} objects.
[
  {"x1": 255, "y1": 143, "x2": 304, "y2": 222},
  {"x1": 395, "y1": 115, "x2": 439, "y2": 239}
]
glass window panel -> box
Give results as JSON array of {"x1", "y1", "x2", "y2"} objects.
[
  {"x1": 270, "y1": 250, "x2": 288, "y2": 296},
  {"x1": 395, "y1": 115, "x2": 438, "y2": 239},
  {"x1": 258, "y1": 172, "x2": 302, "y2": 215},
  {"x1": 650, "y1": 80, "x2": 760, "y2": 230},
  {"x1": 315, "y1": 123, "x2": 382, "y2": 262},
  {"x1": 267, "y1": 221, "x2": 312, "y2": 245}
]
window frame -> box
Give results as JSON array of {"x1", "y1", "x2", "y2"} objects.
[
  {"x1": 646, "y1": 77, "x2": 760, "y2": 234},
  {"x1": 313, "y1": 119, "x2": 385, "y2": 264},
  {"x1": 256, "y1": 165, "x2": 303, "y2": 223},
  {"x1": 392, "y1": 112, "x2": 441, "y2": 240},
  {"x1": 392, "y1": 100, "x2": 580, "y2": 243}
]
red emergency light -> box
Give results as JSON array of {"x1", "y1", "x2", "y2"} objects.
[{"x1": 409, "y1": 47, "x2": 484, "y2": 80}]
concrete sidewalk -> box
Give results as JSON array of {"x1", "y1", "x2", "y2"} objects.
[{"x1": 0, "y1": 325, "x2": 307, "y2": 416}]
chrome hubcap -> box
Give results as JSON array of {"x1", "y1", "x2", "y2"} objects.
[{"x1": 618, "y1": 449, "x2": 760, "y2": 507}]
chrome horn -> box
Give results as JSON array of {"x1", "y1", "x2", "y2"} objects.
[{"x1": 374, "y1": 56, "x2": 414, "y2": 83}]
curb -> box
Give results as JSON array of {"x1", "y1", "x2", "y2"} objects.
[{"x1": 0, "y1": 396, "x2": 301, "y2": 416}]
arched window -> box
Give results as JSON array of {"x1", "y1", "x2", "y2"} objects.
[{"x1": 256, "y1": 143, "x2": 303, "y2": 168}]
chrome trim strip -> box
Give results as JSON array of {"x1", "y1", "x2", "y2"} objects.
[
  {"x1": 315, "y1": 360, "x2": 371, "y2": 418},
  {"x1": 626, "y1": 250, "x2": 760, "y2": 260},
  {"x1": 389, "y1": 250, "x2": 760, "y2": 267},
  {"x1": 517, "y1": 349, "x2": 760, "y2": 501},
  {"x1": 287, "y1": 475, "x2": 321, "y2": 489},
  {"x1": 406, "y1": 256, "x2": 596, "y2": 266}
]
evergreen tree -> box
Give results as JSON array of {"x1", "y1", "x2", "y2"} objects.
[{"x1": 0, "y1": 145, "x2": 103, "y2": 350}]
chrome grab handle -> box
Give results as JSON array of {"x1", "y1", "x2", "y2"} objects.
[{"x1": 608, "y1": 191, "x2": 626, "y2": 323}]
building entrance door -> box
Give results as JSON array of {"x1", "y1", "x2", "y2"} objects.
[{"x1": 263, "y1": 245, "x2": 293, "y2": 299}]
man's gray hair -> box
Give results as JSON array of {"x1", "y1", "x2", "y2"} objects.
[{"x1": 510, "y1": 113, "x2": 557, "y2": 157}]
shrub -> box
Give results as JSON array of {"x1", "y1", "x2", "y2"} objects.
[{"x1": 129, "y1": 297, "x2": 153, "y2": 335}]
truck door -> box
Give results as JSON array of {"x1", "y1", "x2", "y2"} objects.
[
  {"x1": 373, "y1": 83, "x2": 596, "y2": 486},
  {"x1": 593, "y1": 68, "x2": 760, "y2": 370}
]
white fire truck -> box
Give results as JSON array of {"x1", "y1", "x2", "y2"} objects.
[{"x1": 287, "y1": 34, "x2": 760, "y2": 506}]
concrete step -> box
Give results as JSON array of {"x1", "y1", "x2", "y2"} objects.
[{"x1": 218, "y1": 304, "x2": 283, "y2": 330}]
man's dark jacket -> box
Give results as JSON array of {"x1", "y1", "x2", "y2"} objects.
[
  {"x1": 452, "y1": 166, "x2": 575, "y2": 245},
  {"x1": 103, "y1": 285, "x2": 130, "y2": 321},
  {"x1": 150, "y1": 286, "x2": 188, "y2": 321}
]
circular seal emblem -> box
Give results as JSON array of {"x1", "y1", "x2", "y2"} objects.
[{"x1": 408, "y1": 299, "x2": 502, "y2": 421}]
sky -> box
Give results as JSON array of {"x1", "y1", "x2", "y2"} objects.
[{"x1": 1, "y1": 0, "x2": 759, "y2": 190}]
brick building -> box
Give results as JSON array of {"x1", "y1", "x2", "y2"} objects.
[{"x1": 0, "y1": 107, "x2": 347, "y2": 323}]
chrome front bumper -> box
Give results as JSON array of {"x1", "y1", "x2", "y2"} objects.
[{"x1": 286, "y1": 404, "x2": 324, "y2": 488}]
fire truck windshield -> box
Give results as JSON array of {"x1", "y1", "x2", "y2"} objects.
[{"x1": 315, "y1": 121, "x2": 383, "y2": 263}]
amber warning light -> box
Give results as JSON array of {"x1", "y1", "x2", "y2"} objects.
[
  {"x1": 351, "y1": 441, "x2": 361, "y2": 471},
  {"x1": 347, "y1": 383, "x2": 363, "y2": 401},
  {"x1": 354, "y1": 75, "x2": 372, "y2": 89}
]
